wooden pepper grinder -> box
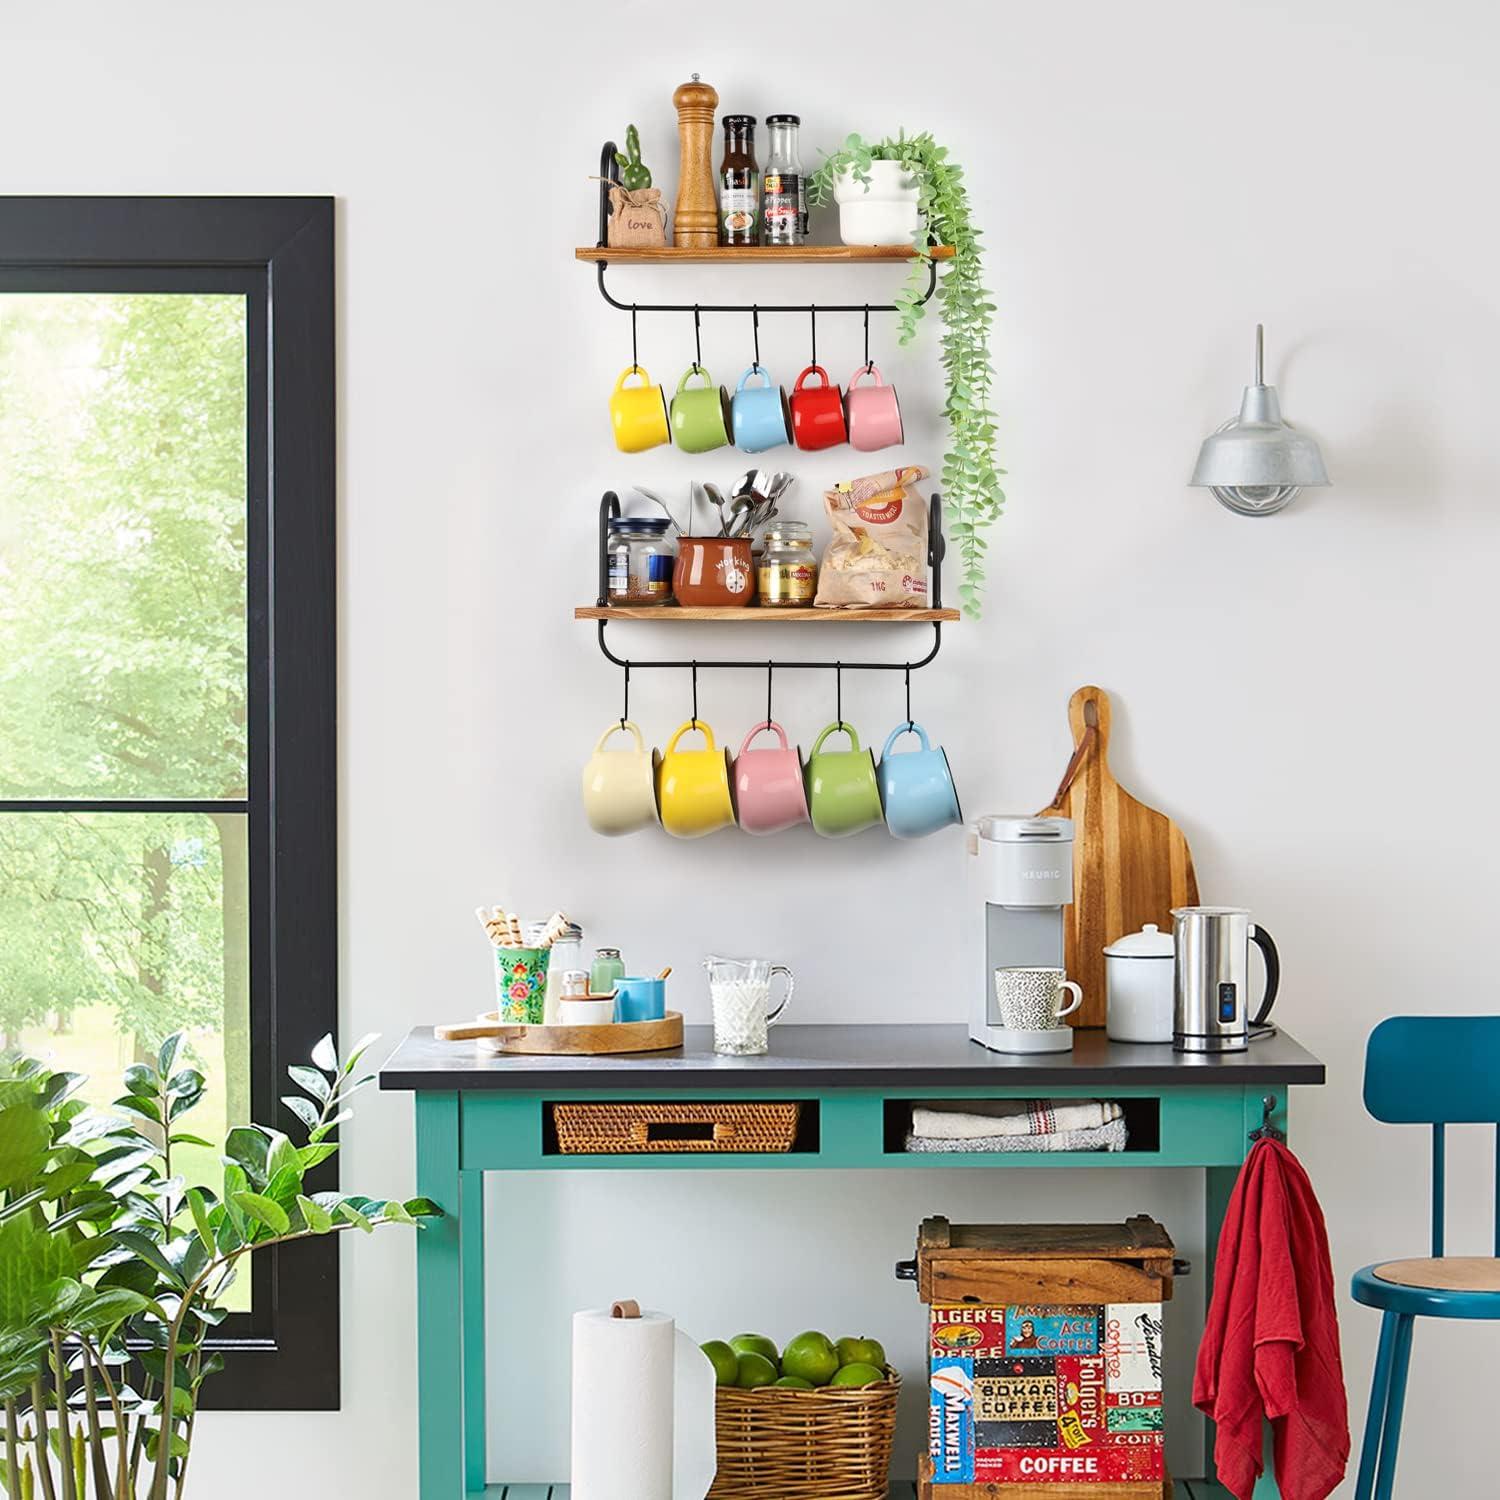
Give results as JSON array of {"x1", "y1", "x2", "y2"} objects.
[{"x1": 673, "y1": 74, "x2": 719, "y2": 249}]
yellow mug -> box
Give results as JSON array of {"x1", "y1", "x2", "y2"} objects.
[
  {"x1": 656, "y1": 720, "x2": 735, "y2": 838},
  {"x1": 610, "y1": 365, "x2": 670, "y2": 453}
]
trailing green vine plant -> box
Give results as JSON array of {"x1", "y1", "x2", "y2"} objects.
[{"x1": 810, "y1": 133, "x2": 1004, "y2": 617}]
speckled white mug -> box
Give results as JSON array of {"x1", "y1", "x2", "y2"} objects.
[{"x1": 994, "y1": 967, "x2": 1083, "y2": 1031}]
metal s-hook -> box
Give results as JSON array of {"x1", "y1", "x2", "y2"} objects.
[
  {"x1": 690, "y1": 660, "x2": 699, "y2": 729},
  {"x1": 631, "y1": 304, "x2": 639, "y2": 372},
  {"x1": 904, "y1": 662, "x2": 913, "y2": 732},
  {"x1": 766, "y1": 661, "x2": 774, "y2": 727},
  {"x1": 835, "y1": 660, "x2": 844, "y2": 731},
  {"x1": 621, "y1": 663, "x2": 631, "y2": 730},
  {"x1": 752, "y1": 305, "x2": 761, "y2": 370},
  {"x1": 809, "y1": 307, "x2": 817, "y2": 368},
  {"x1": 693, "y1": 304, "x2": 703, "y2": 373},
  {"x1": 863, "y1": 305, "x2": 872, "y2": 373}
]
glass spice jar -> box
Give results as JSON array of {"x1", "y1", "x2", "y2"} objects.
[
  {"x1": 757, "y1": 521, "x2": 818, "y2": 607},
  {"x1": 607, "y1": 517, "x2": 675, "y2": 605}
]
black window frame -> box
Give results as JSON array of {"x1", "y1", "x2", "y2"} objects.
[{"x1": 0, "y1": 198, "x2": 338, "y2": 1409}]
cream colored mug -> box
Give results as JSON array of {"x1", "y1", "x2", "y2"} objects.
[{"x1": 581, "y1": 720, "x2": 660, "y2": 836}]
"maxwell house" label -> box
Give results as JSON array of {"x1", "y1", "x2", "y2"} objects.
[{"x1": 929, "y1": 1355, "x2": 975, "y2": 1484}]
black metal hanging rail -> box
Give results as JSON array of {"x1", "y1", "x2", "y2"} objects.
[
  {"x1": 588, "y1": 142, "x2": 939, "y2": 316},
  {"x1": 588, "y1": 490, "x2": 948, "y2": 673}
]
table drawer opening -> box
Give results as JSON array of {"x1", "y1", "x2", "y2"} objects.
[
  {"x1": 545, "y1": 1099, "x2": 820, "y2": 1155},
  {"x1": 882, "y1": 1097, "x2": 1160, "y2": 1155}
]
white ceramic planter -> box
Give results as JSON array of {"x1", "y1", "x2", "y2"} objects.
[{"x1": 833, "y1": 161, "x2": 921, "y2": 247}]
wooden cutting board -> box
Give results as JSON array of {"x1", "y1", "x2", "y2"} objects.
[{"x1": 1036, "y1": 686, "x2": 1198, "y2": 1028}]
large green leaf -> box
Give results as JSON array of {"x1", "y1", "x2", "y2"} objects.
[
  {"x1": 0, "y1": 1101, "x2": 51, "y2": 1191},
  {"x1": 231, "y1": 1191, "x2": 289, "y2": 1237},
  {"x1": 0, "y1": 1215, "x2": 82, "y2": 1324}
]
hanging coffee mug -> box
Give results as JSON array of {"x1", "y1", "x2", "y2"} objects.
[
  {"x1": 581, "y1": 721, "x2": 661, "y2": 836},
  {"x1": 656, "y1": 720, "x2": 735, "y2": 838},
  {"x1": 733, "y1": 721, "x2": 810, "y2": 835},
  {"x1": 789, "y1": 365, "x2": 848, "y2": 451},
  {"x1": 670, "y1": 366, "x2": 731, "y2": 454},
  {"x1": 844, "y1": 364, "x2": 904, "y2": 451},
  {"x1": 731, "y1": 365, "x2": 791, "y2": 453},
  {"x1": 804, "y1": 722, "x2": 884, "y2": 838},
  {"x1": 610, "y1": 365, "x2": 670, "y2": 453},
  {"x1": 877, "y1": 721, "x2": 962, "y2": 839}
]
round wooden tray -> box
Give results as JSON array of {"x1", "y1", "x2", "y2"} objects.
[{"x1": 435, "y1": 1010, "x2": 685, "y2": 1056}]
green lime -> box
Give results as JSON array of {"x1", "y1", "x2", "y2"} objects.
[
  {"x1": 734, "y1": 1351, "x2": 778, "y2": 1389},
  {"x1": 836, "y1": 1336, "x2": 887, "y2": 1370},
  {"x1": 701, "y1": 1340, "x2": 739, "y2": 1387},
  {"x1": 782, "y1": 1331, "x2": 840, "y2": 1387},
  {"x1": 829, "y1": 1362, "x2": 884, "y2": 1388},
  {"x1": 730, "y1": 1333, "x2": 780, "y2": 1369},
  {"x1": 774, "y1": 1374, "x2": 814, "y2": 1389}
]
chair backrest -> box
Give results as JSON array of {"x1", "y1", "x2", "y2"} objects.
[{"x1": 1364, "y1": 1016, "x2": 1500, "y2": 1257}]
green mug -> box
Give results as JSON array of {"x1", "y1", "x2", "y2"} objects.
[
  {"x1": 805, "y1": 722, "x2": 884, "y2": 838},
  {"x1": 670, "y1": 365, "x2": 731, "y2": 454}
]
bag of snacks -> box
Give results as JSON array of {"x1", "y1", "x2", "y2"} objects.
[{"x1": 814, "y1": 466, "x2": 930, "y2": 609}]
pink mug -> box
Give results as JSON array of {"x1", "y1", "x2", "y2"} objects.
[
  {"x1": 733, "y1": 721, "x2": 810, "y2": 835},
  {"x1": 844, "y1": 364, "x2": 904, "y2": 451}
]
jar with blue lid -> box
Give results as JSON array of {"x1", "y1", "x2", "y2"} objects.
[{"x1": 607, "y1": 517, "x2": 676, "y2": 605}]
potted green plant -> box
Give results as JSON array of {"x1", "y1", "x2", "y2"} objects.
[
  {"x1": 810, "y1": 133, "x2": 1004, "y2": 617},
  {"x1": 0, "y1": 1033, "x2": 438, "y2": 1499}
]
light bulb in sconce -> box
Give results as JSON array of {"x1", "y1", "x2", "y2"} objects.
[{"x1": 1190, "y1": 325, "x2": 1330, "y2": 517}]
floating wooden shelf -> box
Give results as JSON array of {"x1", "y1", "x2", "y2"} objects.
[
  {"x1": 576, "y1": 605, "x2": 960, "y2": 623},
  {"x1": 575, "y1": 244, "x2": 955, "y2": 265}
]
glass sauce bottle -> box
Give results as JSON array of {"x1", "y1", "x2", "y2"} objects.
[
  {"x1": 761, "y1": 115, "x2": 807, "y2": 246},
  {"x1": 719, "y1": 116, "x2": 759, "y2": 246}
]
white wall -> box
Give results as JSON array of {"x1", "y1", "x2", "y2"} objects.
[{"x1": 5, "y1": 0, "x2": 1496, "y2": 1491}]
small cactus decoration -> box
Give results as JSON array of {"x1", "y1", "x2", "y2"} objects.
[{"x1": 614, "y1": 124, "x2": 653, "y2": 191}]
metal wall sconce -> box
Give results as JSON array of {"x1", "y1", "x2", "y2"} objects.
[{"x1": 1190, "y1": 324, "x2": 1329, "y2": 516}]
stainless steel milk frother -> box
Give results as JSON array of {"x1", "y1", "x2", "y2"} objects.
[{"x1": 1171, "y1": 906, "x2": 1280, "y2": 1053}]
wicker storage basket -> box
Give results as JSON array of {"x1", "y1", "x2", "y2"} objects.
[
  {"x1": 551, "y1": 1101, "x2": 800, "y2": 1155},
  {"x1": 708, "y1": 1372, "x2": 901, "y2": 1500}
]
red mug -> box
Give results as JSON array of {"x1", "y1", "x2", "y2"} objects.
[{"x1": 790, "y1": 365, "x2": 848, "y2": 451}]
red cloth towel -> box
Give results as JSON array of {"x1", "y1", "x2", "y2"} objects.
[{"x1": 1193, "y1": 1137, "x2": 1350, "y2": 1500}]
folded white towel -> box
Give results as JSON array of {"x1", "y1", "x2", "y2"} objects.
[
  {"x1": 910, "y1": 1099, "x2": 1123, "y2": 1141},
  {"x1": 905, "y1": 1118, "x2": 1129, "y2": 1154}
]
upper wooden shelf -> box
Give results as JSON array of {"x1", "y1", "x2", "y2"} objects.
[
  {"x1": 576, "y1": 605, "x2": 959, "y2": 623},
  {"x1": 574, "y1": 245, "x2": 955, "y2": 265}
]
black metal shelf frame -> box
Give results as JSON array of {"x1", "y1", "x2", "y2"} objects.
[
  {"x1": 587, "y1": 142, "x2": 939, "y2": 316},
  {"x1": 590, "y1": 489, "x2": 947, "y2": 675}
]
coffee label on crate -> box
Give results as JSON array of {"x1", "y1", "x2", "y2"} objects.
[
  {"x1": 931, "y1": 1305, "x2": 1006, "y2": 1356},
  {"x1": 1004, "y1": 1306, "x2": 1102, "y2": 1358},
  {"x1": 929, "y1": 1355, "x2": 975, "y2": 1484},
  {"x1": 1055, "y1": 1356, "x2": 1107, "y2": 1449},
  {"x1": 1103, "y1": 1304, "x2": 1165, "y2": 1395},
  {"x1": 1107, "y1": 1401, "x2": 1165, "y2": 1434},
  {"x1": 975, "y1": 1444, "x2": 1166, "y2": 1485},
  {"x1": 974, "y1": 1356, "x2": 1058, "y2": 1449}
]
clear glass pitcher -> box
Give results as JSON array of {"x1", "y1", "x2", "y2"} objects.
[{"x1": 703, "y1": 956, "x2": 794, "y2": 1056}]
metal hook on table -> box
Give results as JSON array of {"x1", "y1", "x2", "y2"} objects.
[{"x1": 1250, "y1": 1095, "x2": 1285, "y2": 1144}]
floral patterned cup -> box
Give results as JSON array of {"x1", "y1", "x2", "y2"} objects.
[{"x1": 493, "y1": 946, "x2": 548, "y2": 1024}]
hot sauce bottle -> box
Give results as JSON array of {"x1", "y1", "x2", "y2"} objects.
[
  {"x1": 719, "y1": 115, "x2": 759, "y2": 246},
  {"x1": 762, "y1": 114, "x2": 807, "y2": 246}
]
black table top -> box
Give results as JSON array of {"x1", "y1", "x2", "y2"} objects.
[{"x1": 377, "y1": 1024, "x2": 1325, "y2": 1093}]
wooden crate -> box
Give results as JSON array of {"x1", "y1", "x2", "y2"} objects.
[
  {"x1": 917, "y1": 1453, "x2": 1172, "y2": 1499},
  {"x1": 915, "y1": 1216, "x2": 1177, "y2": 1306}
]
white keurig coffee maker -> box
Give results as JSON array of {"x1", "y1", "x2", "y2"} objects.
[{"x1": 968, "y1": 815, "x2": 1077, "y2": 1054}]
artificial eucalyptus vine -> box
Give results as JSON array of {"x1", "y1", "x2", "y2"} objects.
[{"x1": 810, "y1": 132, "x2": 1004, "y2": 617}]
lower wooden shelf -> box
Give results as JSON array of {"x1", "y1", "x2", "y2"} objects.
[{"x1": 576, "y1": 604, "x2": 960, "y2": 623}]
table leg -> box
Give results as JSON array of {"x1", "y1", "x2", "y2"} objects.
[
  {"x1": 417, "y1": 1093, "x2": 464, "y2": 1499},
  {"x1": 461, "y1": 1168, "x2": 488, "y2": 1493}
]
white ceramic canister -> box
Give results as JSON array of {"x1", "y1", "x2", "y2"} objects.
[{"x1": 1103, "y1": 923, "x2": 1175, "y2": 1043}]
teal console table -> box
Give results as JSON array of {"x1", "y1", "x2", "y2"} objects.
[{"x1": 380, "y1": 1023, "x2": 1325, "y2": 1499}]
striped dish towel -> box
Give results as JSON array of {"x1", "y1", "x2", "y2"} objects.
[
  {"x1": 906, "y1": 1118, "x2": 1129, "y2": 1154},
  {"x1": 910, "y1": 1100, "x2": 1123, "y2": 1140}
]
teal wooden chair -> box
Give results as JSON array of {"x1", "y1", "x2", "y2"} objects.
[{"x1": 1352, "y1": 1016, "x2": 1500, "y2": 1499}]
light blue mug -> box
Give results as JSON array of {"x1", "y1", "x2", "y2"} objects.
[
  {"x1": 614, "y1": 976, "x2": 667, "y2": 1023},
  {"x1": 877, "y1": 722, "x2": 962, "y2": 839},
  {"x1": 731, "y1": 365, "x2": 790, "y2": 453}
]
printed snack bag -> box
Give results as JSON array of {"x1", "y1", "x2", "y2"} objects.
[{"x1": 814, "y1": 466, "x2": 930, "y2": 608}]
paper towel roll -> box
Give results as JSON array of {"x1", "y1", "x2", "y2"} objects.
[{"x1": 571, "y1": 1303, "x2": 716, "y2": 1500}]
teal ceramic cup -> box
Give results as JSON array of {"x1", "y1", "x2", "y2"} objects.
[
  {"x1": 614, "y1": 976, "x2": 666, "y2": 1023},
  {"x1": 670, "y1": 365, "x2": 731, "y2": 454},
  {"x1": 804, "y1": 722, "x2": 884, "y2": 837},
  {"x1": 877, "y1": 721, "x2": 962, "y2": 839},
  {"x1": 731, "y1": 365, "x2": 791, "y2": 453}
]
